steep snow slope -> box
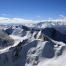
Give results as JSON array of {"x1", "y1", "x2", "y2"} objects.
[
  {"x1": 0, "y1": 34, "x2": 29, "y2": 54},
  {"x1": 0, "y1": 22, "x2": 66, "y2": 66}
]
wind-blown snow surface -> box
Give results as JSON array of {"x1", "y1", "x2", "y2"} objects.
[{"x1": 0, "y1": 22, "x2": 66, "y2": 66}]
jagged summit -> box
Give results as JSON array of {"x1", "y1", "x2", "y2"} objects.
[{"x1": 0, "y1": 22, "x2": 66, "y2": 66}]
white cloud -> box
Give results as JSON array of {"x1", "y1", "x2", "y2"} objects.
[
  {"x1": 0, "y1": 17, "x2": 34, "y2": 24},
  {"x1": 0, "y1": 16, "x2": 66, "y2": 24},
  {"x1": 1, "y1": 13, "x2": 8, "y2": 16},
  {"x1": 37, "y1": 16, "x2": 41, "y2": 18},
  {"x1": 59, "y1": 14, "x2": 64, "y2": 18}
]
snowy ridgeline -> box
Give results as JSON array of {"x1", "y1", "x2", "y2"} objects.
[{"x1": 0, "y1": 22, "x2": 66, "y2": 66}]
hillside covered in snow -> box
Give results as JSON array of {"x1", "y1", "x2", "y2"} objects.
[{"x1": 0, "y1": 21, "x2": 66, "y2": 66}]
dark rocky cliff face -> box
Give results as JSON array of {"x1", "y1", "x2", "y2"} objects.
[
  {"x1": 0, "y1": 30, "x2": 14, "y2": 49},
  {"x1": 5, "y1": 27, "x2": 14, "y2": 35},
  {"x1": 42, "y1": 28, "x2": 66, "y2": 43}
]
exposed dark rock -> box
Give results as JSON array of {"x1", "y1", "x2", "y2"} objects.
[
  {"x1": 0, "y1": 30, "x2": 14, "y2": 48},
  {"x1": 42, "y1": 28, "x2": 66, "y2": 43}
]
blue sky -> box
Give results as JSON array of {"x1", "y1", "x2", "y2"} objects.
[{"x1": 0, "y1": 0, "x2": 66, "y2": 23}]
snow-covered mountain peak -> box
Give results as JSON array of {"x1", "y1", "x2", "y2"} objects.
[{"x1": 0, "y1": 22, "x2": 66, "y2": 66}]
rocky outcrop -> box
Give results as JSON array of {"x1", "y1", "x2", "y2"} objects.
[{"x1": 0, "y1": 30, "x2": 14, "y2": 49}]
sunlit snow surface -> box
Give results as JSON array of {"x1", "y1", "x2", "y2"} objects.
[{"x1": 0, "y1": 22, "x2": 66, "y2": 66}]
